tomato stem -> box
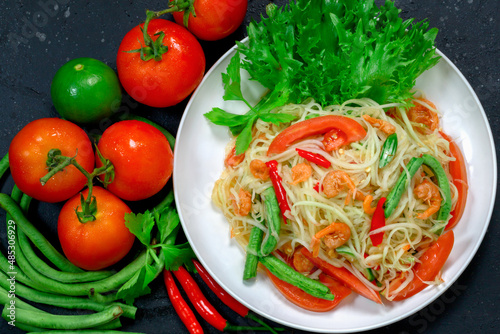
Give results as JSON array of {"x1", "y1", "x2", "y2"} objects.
[{"x1": 40, "y1": 149, "x2": 114, "y2": 223}]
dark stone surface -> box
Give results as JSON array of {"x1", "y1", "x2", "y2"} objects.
[{"x1": 0, "y1": 0, "x2": 498, "y2": 333}]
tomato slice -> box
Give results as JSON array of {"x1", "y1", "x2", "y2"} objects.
[
  {"x1": 267, "y1": 115, "x2": 366, "y2": 155},
  {"x1": 301, "y1": 247, "x2": 382, "y2": 304},
  {"x1": 264, "y1": 268, "x2": 351, "y2": 312},
  {"x1": 439, "y1": 132, "x2": 468, "y2": 230},
  {"x1": 385, "y1": 230, "x2": 454, "y2": 301}
]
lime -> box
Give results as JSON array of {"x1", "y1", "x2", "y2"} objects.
[{"x1": 51, "y1": 57, "x2": 122, "y2": 123}]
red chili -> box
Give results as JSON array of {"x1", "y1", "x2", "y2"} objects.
[
  {"x1": 192, "y1": 259, "x2": 248, "y2": 318},
  {"x1": 295, "y1": 148, "x2": 332, "y2": 168},
  {"x1": 265, "y1": 160, "x2": 291, "y2": 223},
  {"x1": 163, "y1": 270, "x2": 204, "y2": 334},
  {"x1": 370, "y1": 197, "x2": 387, "y2": 246},
  {"x1": 173, "y1": 266, "x2": 227, "y2": 331},
  {"x1": 192, "y1": 259, "x2": 282, "y2": 333}
]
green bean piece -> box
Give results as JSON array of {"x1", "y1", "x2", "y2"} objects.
[
  {"x1": 379, "y1": 133, "x2": 398, "y2": 168},
  {"x1": 0, "y1": 270, "x2": 136, "y2": 319},
  {"x1": 0, "y1": 286, "x2": 44, "y2": 313},
  {"x1": 243, "y1": 226, "x2": 264, "y2": 280},
  {"x1": 1, "y1": 304, "x2": 123, "y2": 330},
  {"x1": 260, "y1": 187, "x2": 281, "y2": 256},
  {"x1": 0, "y1": 249, "x2": 50, "y2": 292},
  {"x1": 4, "y1": 320, "x2": 45, "y2": 332},
  {"x1": 259, "y1": 255, "x2": 334, "y2": 300},
  {"x1": 384, "y1": 157, "x2": 424, "y2": 218},
  {"x1": 422, "y1": 154, "x2": 453, "y2": 230},
  {"x1": 17, "y1": 229, "x2": 114, "y2": 283},
  {"x1": 123, "y1": 114, "x2": 176, "y2": 150},
  {"x1": 10, "y1": 239, "x2": 148, "y2": 297},
  {"x1": 0, "y1": 153, "x2": 8, "y2": 179},
  {"x1": 0, "y1": 193, "x2": 83, "y2": 273}
]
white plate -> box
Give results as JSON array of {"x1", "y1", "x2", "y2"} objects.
[{"x1": 173, "y1": 38, "x2": 497, "y2": 333}]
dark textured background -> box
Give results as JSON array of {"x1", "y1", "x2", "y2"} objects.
[{"x1": 0, "y1": 0, "x2": 498, "y2": 333}]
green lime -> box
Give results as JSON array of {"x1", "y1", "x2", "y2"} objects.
[{"x1": 51, "y1": 57, "x2": 122, "y2": 124}]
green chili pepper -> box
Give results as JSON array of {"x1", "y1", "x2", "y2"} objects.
[
  {"x1": 259, "y1": 255, "x2": 334, "y2": 300},
  {"x1": 379, "y1": 133, "x2": 398, "y2": 168}
]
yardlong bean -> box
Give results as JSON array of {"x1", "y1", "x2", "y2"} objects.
[
  {"x1": 2, "y1": 304, "x2": 123, "y2": 330},
  {"x1": 0, "y1": 193, "x2": 83, "y2": 273},
  {"x1": 0, "y1": 271, "x2": 136, "y2": 319}
]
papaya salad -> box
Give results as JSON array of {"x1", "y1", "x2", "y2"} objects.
[{"x1": 204, "y1": 0, "x2": 468, "y2": 310}]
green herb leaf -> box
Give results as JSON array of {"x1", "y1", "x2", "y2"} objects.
[
  {"x1": 163, "y1": 243, "x2": 196, "y2": 272},
  {"x1": 124, "y1": 211, "x2": 155, "y2": 246},
  {"x1": 116, "y1": 266, "x2": 152, "y2": 305}
]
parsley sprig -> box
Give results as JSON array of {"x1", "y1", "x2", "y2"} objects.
[{"x1": 116, "y1": 191, "x2": 195, "y2": 304}]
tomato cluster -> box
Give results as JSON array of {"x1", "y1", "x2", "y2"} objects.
[{"x1": 8, "y1": 117, "x2": 174, "y2": 270}]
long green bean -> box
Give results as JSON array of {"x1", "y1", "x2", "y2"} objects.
[
  {"x1": 260, "y1": 187, "x2": 281, "y2": 256},
  {"x1": 0, "y1": 193, "x2": 83, "y2": 273},
  {"x1": 243, "y1": 226, "x2": 264, "y2": 280},
  {"x1": 0, "y1": 271, "x2": 136, "y2": 319},
  {"x1": 0, "y1": 286, "x2": 44, "y2": 313},
  {"x1": 259, "y1": 255, "x2": 334, "y2": 300},
  {"x1": 2, "y1": 304, "x2": 123, "y2": 330},
  {"x1": 0, "y1": 153, "x2": 8, "y2": 179}
]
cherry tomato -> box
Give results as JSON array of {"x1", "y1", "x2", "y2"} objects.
[
  {"x1": 51, "y1": 57, "x2": 122, "y2": 124},
  {"x1": 58, "y1": 186, "x2": 135, "y2": 271},
  {"x1": 8, "y1": 118, "x2": 94, "y2": 203},
  {"x1": 386, "y1": 230, "x2": 454, "y2": 301},
  {"x1": 116, "y1": 19, "x2": 205, "y2": 108},
  {"x1": 267, "y1": 115, "x2": 367, "y2": 156},
  {"x1": 96, "y1": 120, "x2": 173, "y2": 201},
  {"x1": 171, "y1": 0, "x2": 248, "y2": 41},
  {"x1": 439, "y1": 131, "x2": 468, "y2": 230}
]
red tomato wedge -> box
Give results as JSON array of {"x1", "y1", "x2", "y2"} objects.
[
  {"x1": 267, "y1": 115, "x2": 366, "y2": 155},
  {"x1": 439, "y1": 132, "x2": 468, "y2": 230},
  {"x1": 301, "y1": 247, "x2": 382, "y2": 304},
  {"x1": 264, "y1": 268, "x2": 351, "y2": 312},
  {"x1": 385, "y1": 230, "x2": 454, "y2": 301}
]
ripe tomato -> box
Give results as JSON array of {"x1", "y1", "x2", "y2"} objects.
[
  {"x1": 116, "y1": 19, "x2": 205, "y2": 108},
  {"x1": 51, "y1": 57, "x2": 122, "y2": 124},
  {"x1": 8, "y1": 118, "x2": 94, "y2": 203},
  {"x1": 267, "y1": 115, "x2": 367, "y2": 155},
  {"x1": 171, "y1": 0, "x2": 248, "y2": 41},
  {"x1": 58, "y1": 186, "x2": 135, "y2": 271},
  {"x1": 96, "y1": 120, "x2": 173, "y2": 201}
]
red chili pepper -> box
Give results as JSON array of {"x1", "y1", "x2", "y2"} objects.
[
  {"x1": 370, "y1": 197, "x2": 387, "y2": 246},
  {"x1": 265, "y1": 160, "x2": 291, "y2": 223},
  {"x1": 163, "y1": 270, "x2": 204, "y2": 334},
  {"x1": 173, "y1": 266, "x2": 279, "y2": 333},
  {"x1": 192, "y1": 260, "x2": 281, "y2": 333},
  {"x1": 192, "y1": 259, "x2": 248, "y2": 317},
  {"x1": 295, "y1": 148, "x2": 332, "y2": 168}
]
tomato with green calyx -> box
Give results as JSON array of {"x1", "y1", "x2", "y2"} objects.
[
  {"x1": 116, "y1": 18, "x2": 205, "y2": 108},
  {"x1": 96, "y1": 120, "x2": 173, "y2": 201},
  {"x1": 8, "y1": 118, "x2": 95, "y2": 203},
  {"x1": 170, "y1": 0, "x2": 248, "y2": 41},
  {"x1": 51, "y1": 58, "x2": 122, "y2": 124},
  {"x1": 58, "y1": 186, "x2": 135, "y2": 271}
]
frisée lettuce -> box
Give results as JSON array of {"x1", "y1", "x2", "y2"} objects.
[{"x1": 205, "y1": 0, "x2": 440, "y2": 154}]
